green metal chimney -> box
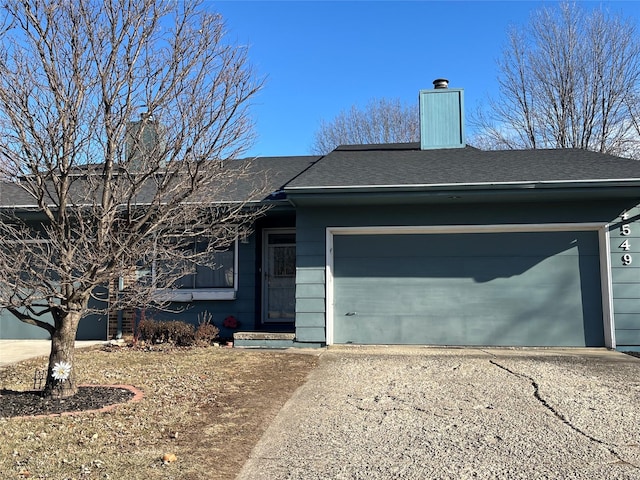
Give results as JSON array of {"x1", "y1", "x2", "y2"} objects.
[{"x1": 419, "y1": 78, "x2": 465, "y2": 150}]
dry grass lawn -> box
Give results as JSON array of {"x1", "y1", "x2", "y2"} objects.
[{"x1": 0, "y1": 345, "x2": 320, "y2": 479}]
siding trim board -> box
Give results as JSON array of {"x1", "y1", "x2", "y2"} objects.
[
  {"x1": 600, "y1": 227, "x2": 615, "y2": 348},
  {"x1": 325, "y1": 223, "x2": 613, "y2": 347}
]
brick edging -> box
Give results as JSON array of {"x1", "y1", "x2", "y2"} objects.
[{"x1": 7, "y1": 384, "x2": 144, "y2": 420}]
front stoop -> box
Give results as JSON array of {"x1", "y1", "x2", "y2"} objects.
[{"x1": 233, "y1": 331, "x2": 296, "y2": 349}]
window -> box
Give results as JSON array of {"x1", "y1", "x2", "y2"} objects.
[
  {"x1": 174, "y1": 241, "x2": 235, "y2": 289},
  {"x1": 154, "y1": 239, "x2": 238, "y2": 302}
]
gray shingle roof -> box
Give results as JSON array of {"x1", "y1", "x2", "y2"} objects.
[
  {"x1": 3, "y1": 144, "x2": 640, "y2": 207},
  {"x1": 0, "y1": 155, "x2": 320, "y2": 208},
  {"x1": 214, "y1": 155, "x2": 319, "y2": 202},
  {"x1": 285, "y1": 144, "x2": 640, "y2": 191},
  {"x1": 0, "y1": 181, "x2": 35, "y2": 207}
]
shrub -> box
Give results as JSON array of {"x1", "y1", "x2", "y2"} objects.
[
  {"x1": 136, "y1": 318, "x2": 157, "y2": 343},
  {"x1": 195, "y1": 311, "x2": 220, "y2": 346},
  {"x1": 168, "y1": 321, "x2": 196, "y2": 346},
  {"x1": 136, "y1": 318, "x2": 196, "y2": 346},
  {"x1": 195, "y1": 322, "x2": 220, "y2": 346}
]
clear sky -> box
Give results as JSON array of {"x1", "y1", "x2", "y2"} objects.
[{"x1": 211, "y1": 0, "x2": 640, "y2": 158}]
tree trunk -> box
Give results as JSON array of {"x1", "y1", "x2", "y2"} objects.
[{"x1": 43, "y1": 310, "x2": 82, "y2": 398}]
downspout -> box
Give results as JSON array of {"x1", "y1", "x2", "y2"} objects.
[{"x1": 116, "y1": 276, "x2": 124, "y2": 339}]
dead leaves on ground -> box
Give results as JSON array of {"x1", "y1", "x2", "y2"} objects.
[{"x1": 0, "y1": 346, "x2": 319, "y2": 479}]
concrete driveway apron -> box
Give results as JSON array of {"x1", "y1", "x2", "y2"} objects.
[
  {"x1": 0, "y1": 340, "x2": 104, "y2": 367},
  {"x1": 238, "y1": 347, "x2": 640, "y2": 480}
]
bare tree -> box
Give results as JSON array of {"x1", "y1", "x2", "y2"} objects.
[
  {"x1": 471, "y1": 1, "x2": 640, "y2": 157},
  {"x1": 0, "y1": 0, "x2": 264, "y2": 397},
  {"x1": 310, "y1": 98, "x2": 419, "y2": 154}
]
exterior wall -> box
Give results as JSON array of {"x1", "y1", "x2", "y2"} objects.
[
  {"x1": 0, "y1": 232, "x2": 253, "y2": 341},
  {"x1": 0, "y1": 228, "x2": 261, "y2": 341},
  {"x1": 294, "y1": 198, "x2": 640, "y2": 347},
  {"x1": 609, "y1": 205, "x2": 640, "y2": 349},
  {"x1": 142, "y1": 232, "x2": 259, "y2": 339},
  {"x1": 0, "y1": 291, "x2": 108, "y2": 340},
  {"x1": 296, "y1": 226, "x2": 326, "y2": 343},
  {"x1": 139, "y1": 210, "x2": 297, "y2": 338},
  {"x1": 0, "y1": 310, "x2": 51, "y2": 339},
  {"x1": 0, "y1": 209, "x2": 295, "y2": 340}
]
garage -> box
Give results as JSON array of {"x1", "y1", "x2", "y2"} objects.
[{"x1": 330, "y1": 227, "x2": 605, "y2": 346}]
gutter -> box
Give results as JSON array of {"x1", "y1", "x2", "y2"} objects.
[
  {"x1": 284, "y1": 178, "x2": 640, "y2": 195},
  {"x1": 0, "y1": 198, "x2": 286, "y2": 211}
]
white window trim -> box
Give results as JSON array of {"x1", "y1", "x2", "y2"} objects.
[
  {"x1": 325, "y1": 223, "x2": 613, "y2": 347},
  {"x1": 154, "y1": 238, "x2": 239, "y2": 302}
]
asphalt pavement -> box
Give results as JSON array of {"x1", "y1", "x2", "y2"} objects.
[{"x1": 238, "y1": 347, "x2": 640, "y2": 480}]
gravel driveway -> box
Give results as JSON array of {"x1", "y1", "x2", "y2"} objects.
[{"x1": 238, "y1": 347, "x2": 640, "y2": 480}]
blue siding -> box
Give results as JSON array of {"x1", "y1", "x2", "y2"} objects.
[
  {"x1": 0, "y1": 288, "x2": 108, "y2": 340},
  {"x1": 145, "y1": 234, "x2": 259, "y2": 337},
  {"x1": 0, "y1": 310, "x2": 51, "y2": 339},
  {"x1": 294, "y1": 267, "x2": 325, "y2": 343},
  {"x1": 0, "y1": 218, "x2": 289, "y2": 340},
  {"x1": 609, "y1": 205, "x2": 640, "y2": 348},
  {"x1": 294, "y1": 199, "x2": 640, "y2": 347}
]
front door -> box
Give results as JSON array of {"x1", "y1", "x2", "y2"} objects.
[{"x1": 263, "y1": 230, "x2": 296, "y2": 324}]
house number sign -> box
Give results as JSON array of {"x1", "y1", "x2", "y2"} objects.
[{"x1": 620, "y1": 211, "x2": 632, "y2": 265}]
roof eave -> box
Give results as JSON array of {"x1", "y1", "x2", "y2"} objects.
[
  {"x1": 0, "y1": 198, "x2": 281, "y2": 211},
  {"x1": 284, "y1": 178, "x2": 640, "y2": 195}
]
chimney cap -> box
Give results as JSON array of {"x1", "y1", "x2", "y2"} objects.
[{"x1": 433, "y1": 78, "x2": 449, "y2": 89}]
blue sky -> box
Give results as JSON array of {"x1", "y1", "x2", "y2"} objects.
[{"x1": 211, "y1": 1, "x2": 640, "y2": 158}]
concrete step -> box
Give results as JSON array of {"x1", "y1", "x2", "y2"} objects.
[{"x1": 233, "y1": 331, "x2": 296, "y2": 349}]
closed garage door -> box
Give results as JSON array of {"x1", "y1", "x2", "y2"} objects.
[{"x1": 332, "y1": 230, "x2": 604, "y2": 346}]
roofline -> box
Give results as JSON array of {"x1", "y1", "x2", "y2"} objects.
[
  {"x1": 6, "y1": 178, "x2": 640, "y2": 209},
  {"x1": 285, "y1": 178, "x2": 640, "y2": 194},
  {"x1": 0, "y1": 198, "x2": 273, "y2": 210}
]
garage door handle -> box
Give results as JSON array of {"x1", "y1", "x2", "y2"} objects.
[{"x1": 345, "y1": 312, "x2": 357, "y2": 316}]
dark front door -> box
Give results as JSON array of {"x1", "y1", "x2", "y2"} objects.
[{"x1": 263, "y1": 230, "x2": 296, "y2": 324}]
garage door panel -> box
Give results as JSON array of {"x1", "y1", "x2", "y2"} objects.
[
  {"x1": 335, "y1": 254, "x2": 593, "y2": 285},
  {"x1": 334, "y1": 231, "x2": 599, "y2": 259},
  {"x1": 332, "y1": 231, "x2": 603, "y2": 347},
  {"x1": 336, "y1": 277, "x2": 586, "y2": 317},
  {"x1": 336, "y1": 312, "x2": 589, "y2": 346}
]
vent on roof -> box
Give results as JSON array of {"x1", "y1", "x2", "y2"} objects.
[
  {"x1": 432, "y1": 78, "x2": 449, "y2": 89},
  {"x1": 419, "y1": 78, "x2": 465, "y2": 150}
]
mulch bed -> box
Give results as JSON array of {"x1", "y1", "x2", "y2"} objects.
[{"x1": 0, "y1": 386, "x2": 135, "y2": 418}]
